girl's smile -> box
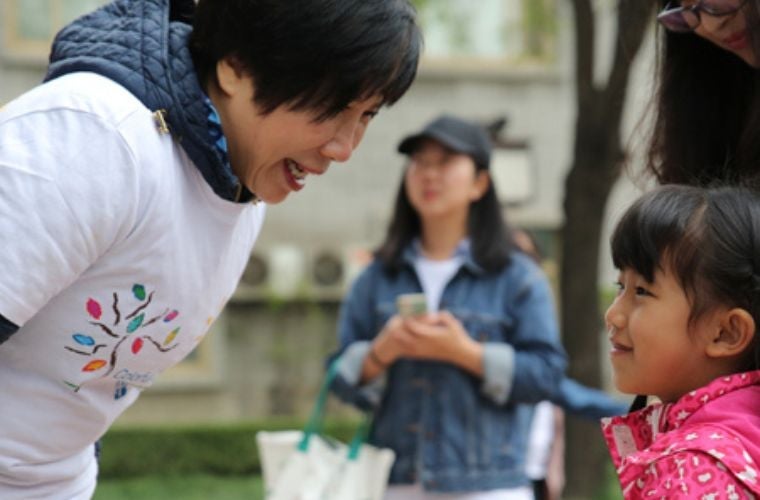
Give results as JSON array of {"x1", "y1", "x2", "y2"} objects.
[{"x1": 608, "y1": 336, "x2": 633, "y2": 356}]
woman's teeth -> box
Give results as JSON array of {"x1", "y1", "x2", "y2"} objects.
[{"x1": 286, "y1": 160, "x2": 307, "y2": 186}]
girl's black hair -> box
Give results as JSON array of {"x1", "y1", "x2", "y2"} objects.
[
  {"x1": 646, "y1": 0, "x2": 760, "y2": 185},
  {"x1": 190, "y1": 0, "x2": 422, "y2": 121},
  {"x1": 611, "y1": 184, "x2": 760, "y2": 370},
  {"x1": 375, "y1": 164, "x2": 515, "y2": 274}
]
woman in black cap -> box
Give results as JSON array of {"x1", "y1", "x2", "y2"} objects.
[{"x1": 328, "y1": 114, "x2": 567, "y2": 498}]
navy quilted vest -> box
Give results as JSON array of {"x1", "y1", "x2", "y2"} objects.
[{"x1": 44, "y1": 0, "x2": 243, "y2": 202}]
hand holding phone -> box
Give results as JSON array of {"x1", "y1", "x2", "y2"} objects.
[{"x1": 396, "y1": 293, "x2": 427, "y2": 318}]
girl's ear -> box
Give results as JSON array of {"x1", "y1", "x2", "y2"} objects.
[{"x1": 705, "y1": 308, "x2": 756, "y2": 359}]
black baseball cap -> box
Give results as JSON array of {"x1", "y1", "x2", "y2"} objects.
[{"x1": 397, "y1": 114, "x2": 492, "y2": 170}]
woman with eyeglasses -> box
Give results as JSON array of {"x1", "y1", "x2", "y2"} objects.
[{"x1": 648, "y1": 0, "x2": 760, "y2": 185}]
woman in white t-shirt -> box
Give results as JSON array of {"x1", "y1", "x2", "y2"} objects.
[{"x1": 0, "y1": 1, "x2": 421, "y2": 497}]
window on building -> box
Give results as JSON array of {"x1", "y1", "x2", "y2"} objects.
[
  {"x1": 3, "y1": 0, "x2": 105, "y2": 61},
  {"x1": 412, "y1": 0, "x2": 557, "y2": 71}
]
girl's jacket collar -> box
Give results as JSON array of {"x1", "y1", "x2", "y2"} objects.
[{"x1": 602, "y1": 370, "x2": 760, "y2": 491}]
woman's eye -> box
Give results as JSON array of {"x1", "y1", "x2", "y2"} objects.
[{"x1": 358, "y1": 109, "x2": 379, "y2": 125}]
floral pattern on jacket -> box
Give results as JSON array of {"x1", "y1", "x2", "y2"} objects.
[{"x1": 602, "y1": 371, "x2": 760, "y2": 499}]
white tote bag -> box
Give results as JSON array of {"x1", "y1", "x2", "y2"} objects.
[{"x1": 256, "y1": 361, "x2": 395, "y2": 500}]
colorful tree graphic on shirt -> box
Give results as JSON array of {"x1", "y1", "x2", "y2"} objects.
[{"x1": 63, "y1": 283, "x2": 180, "y2": 393}]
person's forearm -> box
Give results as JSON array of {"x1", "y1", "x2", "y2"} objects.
[
  {"x1": 447, "y1": 336, "x2": 484, "y2": 377},
  {"x1": 360, "y1": 342, "x2": 392, "y2": 382}
]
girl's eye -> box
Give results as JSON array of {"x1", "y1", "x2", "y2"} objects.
[
  {"x1": 634, "y1": 286, "x2": 653, "y2": 297},
  {"x1": 614, "y1": 281, "x2": 624, "y2": 294}
]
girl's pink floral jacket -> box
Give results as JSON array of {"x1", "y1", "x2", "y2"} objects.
[{"x1": 602, "y1": 371, "x2": 760, "y2": 499}]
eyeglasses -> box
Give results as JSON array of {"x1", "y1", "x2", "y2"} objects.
[{"x1": 657, "y1": 0, "x2": 750, "y2": 33}]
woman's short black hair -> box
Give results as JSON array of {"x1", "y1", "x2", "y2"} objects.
[
  {"x1": 611, "y1": 185, "x2": 760, "y2": 347},
  {"x1": 189, "y1": 0, "x2": 422, "y2": 120}
]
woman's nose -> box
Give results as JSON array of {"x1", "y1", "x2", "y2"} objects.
[{"x1": 321, "y1": 121, "x2": 365, "y2": 163}]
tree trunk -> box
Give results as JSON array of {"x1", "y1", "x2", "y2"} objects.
[
  {"x1": 561, "y1": 1, "x2": 654, "y2": 497},
  {"x1": 561, "y1": 118, "x2": 622, "y2": 498}
]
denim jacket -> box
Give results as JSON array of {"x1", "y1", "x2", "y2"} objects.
[{"x1": 329, "y1": 243, "x2": 567, "y2": 492}]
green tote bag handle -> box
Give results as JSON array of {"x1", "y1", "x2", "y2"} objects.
[{"x1": 298, "y1": 358, "x2": 371, "y2": 461}]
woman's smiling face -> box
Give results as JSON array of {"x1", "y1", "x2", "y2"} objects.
[{"x1": 209, "y1": 58, "x2": 382, "y2": 204}]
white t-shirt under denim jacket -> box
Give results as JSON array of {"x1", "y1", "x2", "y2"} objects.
[{"x1": 0, "y1": 73, "x2": 265, "y2": 498}]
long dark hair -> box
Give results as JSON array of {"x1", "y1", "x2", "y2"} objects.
[
  {"x1": 611, "y1": 184, "x2": 760, "y2": 371},
  {"x1": 646, "y1": 0, "x2": 760, "y2": 185},
  {"x1": 375, "y1": 168, "x2": 514, "y2": 274}
]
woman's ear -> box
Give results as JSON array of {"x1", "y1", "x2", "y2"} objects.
[
  {"x1": 215, "y1": 55, "x2": 247, "y2": 97},
  {"x1": 705, "y1": 308, "x2": 756, "y2": 359},
  {"x1": 470, "y1": 170, "x2": 490, "y2": 201}
]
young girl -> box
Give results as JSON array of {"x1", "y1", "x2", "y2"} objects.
[{"x1": 602, "y1": 184, "x2": 760, "y2": 498}]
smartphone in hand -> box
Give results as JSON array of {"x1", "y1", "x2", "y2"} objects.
[{"x1": 396, "y1": 293, "x2": 427, "y2": 318}]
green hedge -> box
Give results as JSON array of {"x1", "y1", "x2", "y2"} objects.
[{"x1": 98, "y1": 418, "x2": 360, "y2": 479}]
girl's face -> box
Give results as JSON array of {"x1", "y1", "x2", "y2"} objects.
[
  {"x1": 605, "y1": 265, "x2": 720, "y2": 403},
  {"x1": 404, "y1": 140, "x2": 489, "y2": 224},
  {"x1": 688, "y1": 0, "x2": 759, "y2": 67}
]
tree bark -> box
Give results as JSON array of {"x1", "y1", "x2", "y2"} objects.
[{"x1": 561, "y1": 1, "x2": 654, "y2": 497}]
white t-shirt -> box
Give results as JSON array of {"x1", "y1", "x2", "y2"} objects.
[
  {"x1": 0, "y1": 73, "x2": 265, "y2": 498},
  {"x1": 413, "y1": 255, "x2": 461, "y2": 312},
  {"x1": 524, "y1": 400, "x2": 556, "y2": 480}
]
